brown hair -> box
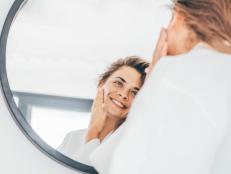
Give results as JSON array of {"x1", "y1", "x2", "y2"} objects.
[
  {"x1": 98, "y1": 56, "x2": 149, "y2": 87},
  {"x1": 173, "y1": 0, "x2": 231, "y2": 54}
]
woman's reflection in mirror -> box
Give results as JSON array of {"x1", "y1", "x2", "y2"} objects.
[{"x1": 57, "y1": 56, "x2": 149, "y2": 165}]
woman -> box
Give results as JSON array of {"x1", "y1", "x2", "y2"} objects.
[
  {"x1": 96, "y1": 1, "x2": 231, "y2": 174},
  {"x1": 149, "y1": 0, "x2": 231, "y2": 72},
  {"x1": 58, "y1": 56, "x2": 149, "y2": 165}
]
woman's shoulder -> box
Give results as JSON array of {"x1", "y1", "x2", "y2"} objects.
[
  {"x1": 168, "y1": 43, "x2": 231, "y2": 62},
  {"x1": 154, "y1": 44, "x2": 231, "y2": 76},
  {"x1": 57, "y1": 129, "x2": 88, "y2": 157}
]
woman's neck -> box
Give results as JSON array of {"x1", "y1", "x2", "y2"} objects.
[{"x1": 184, "y1": 29, "x2": 202, "y2": 53}]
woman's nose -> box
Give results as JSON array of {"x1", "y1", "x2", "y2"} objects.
[{"x1": 118, "y1": 92, "x2": 128, "y2": 100}]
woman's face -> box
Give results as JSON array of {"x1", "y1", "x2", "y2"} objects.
[
  {"x1": 167, "y1": 10, "x2": 192, "y2": 55},
  {"x1": 102, "y1": 66, "x2": 142, "y2": 120}
]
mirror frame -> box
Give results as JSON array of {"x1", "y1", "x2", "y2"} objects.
[{"x1": 0, "y1": 0, "x2": 98, "y2": 173}]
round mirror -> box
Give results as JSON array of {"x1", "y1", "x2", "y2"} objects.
[{"x1": 1, "y1": 0, "x2": 170, "y2": 173}]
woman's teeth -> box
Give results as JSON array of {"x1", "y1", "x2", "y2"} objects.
[{"x1": 112, "y1": 99, "x2": 125, "y2": 109}]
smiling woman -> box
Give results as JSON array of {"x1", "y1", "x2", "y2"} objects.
[
  {"x1": 58, "y1": 56, "x2": 149, "y2": 166},
  {"x1": 0, "y1": 0, "x2": 167, "y2": 173}
]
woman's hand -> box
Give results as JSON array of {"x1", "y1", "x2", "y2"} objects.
[
  {"x1": 147, "y1": 28, "x2": 168, "y2": 75},
  {"x1": 86, "y1": 87, "x2": 107, "y2": 142}
]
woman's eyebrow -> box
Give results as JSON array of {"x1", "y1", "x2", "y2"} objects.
[{"x1": 116, "y1": 77, "x2": 126, "y2": 83}]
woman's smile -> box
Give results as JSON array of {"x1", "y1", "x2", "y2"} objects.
[{"x1": 109, "y1": 97, "x2": 127, "y2": 109}]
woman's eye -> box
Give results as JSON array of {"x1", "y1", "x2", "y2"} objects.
[
  {"x1": 131, "y1": 90, "x2": 138, "y2": 97},
  {"x1": 114, "y1": 81, "x2": 123, "y2": 87}
]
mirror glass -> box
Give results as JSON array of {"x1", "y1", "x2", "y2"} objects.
[{"x1": 6, "y1": 0, "x2": 170, "y2": 167}]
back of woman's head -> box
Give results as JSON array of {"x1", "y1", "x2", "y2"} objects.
[
  {"x1": 98, "y1": 56, "x2": 149, "y2": 87},
  {"x1": 173, "y1": 0, "x2": 231, "y2": 54}
]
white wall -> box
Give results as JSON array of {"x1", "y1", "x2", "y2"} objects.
[
  {"x1": 6, "y1": 0, "x2": 171, "y2": 100},
  {"x1": 0, "y1": 1, "x2": 82, "y2": 173}
]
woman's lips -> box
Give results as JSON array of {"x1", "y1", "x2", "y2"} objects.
[{"x1": 110, "y1": 97, "x2": 127, "y2": 109}]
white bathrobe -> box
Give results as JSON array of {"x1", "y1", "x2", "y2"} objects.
[
  {"x1": 57, "y1": 129, "x2": 112, "y2": 166},
  {"x1": 90, "y1": 44, "x2": 231, "y2": 174}
]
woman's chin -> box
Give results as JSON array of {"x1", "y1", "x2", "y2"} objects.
[{"x1": 107, "y1": 110, "x2": 126, "y2": 119}]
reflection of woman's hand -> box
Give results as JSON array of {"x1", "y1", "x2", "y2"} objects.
[
  {"x1": 86, "y1": 87, "x2": 107, "y2": 142},
  {"x1": 147, "y1": 28, "x2": 168, "y2": 75}
]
